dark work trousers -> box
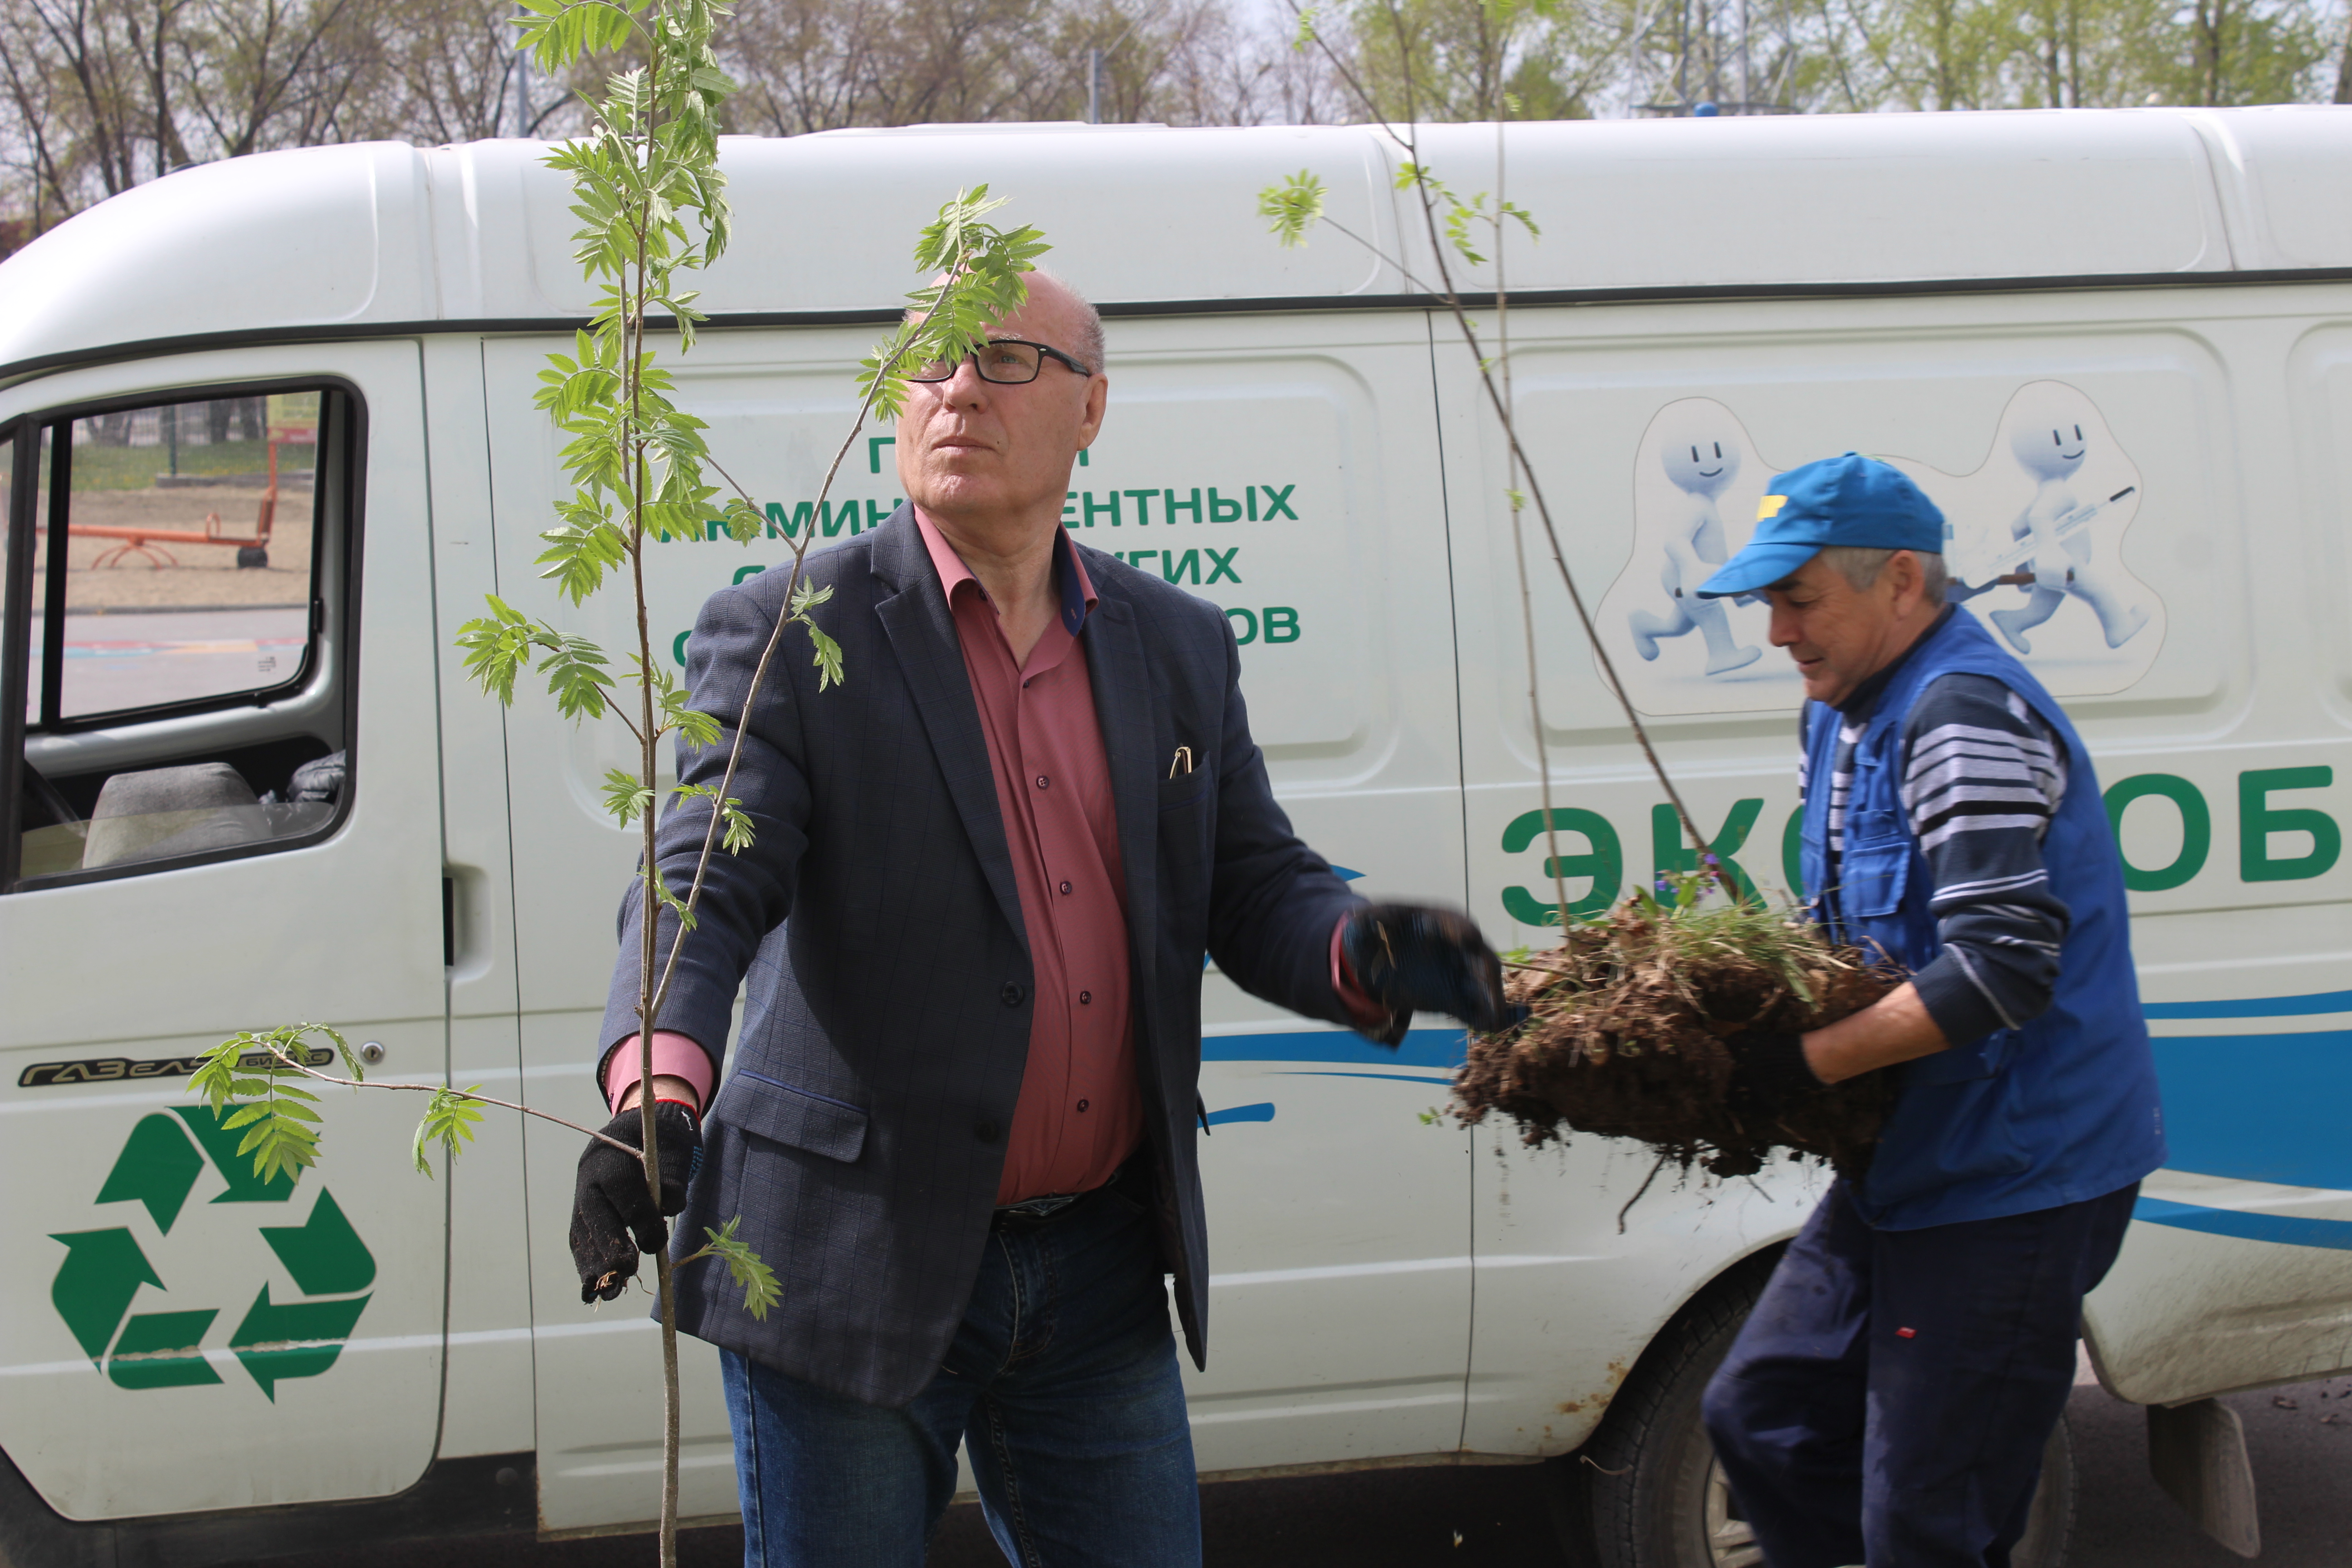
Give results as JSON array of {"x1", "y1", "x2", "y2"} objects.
[{"x1": 1700, "y1": 1179, "x2": 2138, "y2": 1568}]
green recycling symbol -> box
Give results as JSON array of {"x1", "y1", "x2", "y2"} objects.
[{"x1": 49, "y1": 1107, "x2": 375, "y2": 1399}]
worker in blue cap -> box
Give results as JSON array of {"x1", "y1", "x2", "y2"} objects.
[{"x1": 1692, "y1": 453, "x2": 2166, "y2": 1566}]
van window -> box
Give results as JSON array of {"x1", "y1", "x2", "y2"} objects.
[{"x1": 7, "y1": 384, "x2": 353, "y2": 889}]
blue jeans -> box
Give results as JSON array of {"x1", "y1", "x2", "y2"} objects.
[
  {"x1": 1701, "y1": 1180, "x2": 2137, "y2": 1568},
  {"x1": 720, "y1": 1176, "x2": 1201, "y2": 1568}
]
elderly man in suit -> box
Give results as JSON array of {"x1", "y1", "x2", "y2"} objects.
[{"x1": 565, "y1": 271, "x2": 1519, "y2": 1567}]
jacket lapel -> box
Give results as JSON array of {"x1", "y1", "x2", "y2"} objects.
[
  {"x1": 869, "y1": 510, "x2": 1029, "y2": 953},
  {"x1": 1083, "y1": 586, "x2": 1159, "y2": 1000}
]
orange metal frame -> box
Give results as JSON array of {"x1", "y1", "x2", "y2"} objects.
[{"x1": 65, "y1": 426, "x2": 317, "y2": 568}]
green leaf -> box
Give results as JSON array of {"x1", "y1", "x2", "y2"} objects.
[
  {"x1": 412, "y1": 1087, "x2": 487, "y2": 1177},
  {"x1": 722, "y1": 497, "x2": 763, "y2": 543},
  {"x1": 803, "y1": 621, "x2": 844, "y2": 692},
  {"x1": 692, "y1": 1216, "x2": 782, "y2": 1320},
  {"x1": 1259, "y1": 170, "x2": 1326, "y2": 249},
  {"x1": 455, "y1": 598, "x2": 536, "y2": 706},
  {"x1": 185, "y1": 1022, "x2": 352, "y2": 1186},
  {"x1": 603, "y1": 768, "x2": 656, "y2": 828},
  {"x1": 534, "y1": 633, "x2": 617, "y2": 722}
]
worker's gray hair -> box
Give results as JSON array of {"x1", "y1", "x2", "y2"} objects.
[
  {"x1": 1819, "y1": 545, "x2": 1950, "y2": 603},
  {"x1": 1031, "y1": 268, "x2": 1106, "y2": 375}
]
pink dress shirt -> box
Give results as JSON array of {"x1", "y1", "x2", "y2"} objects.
[{"x1": 916, "y1": 511, "x2": 1143, "y2": 1204}]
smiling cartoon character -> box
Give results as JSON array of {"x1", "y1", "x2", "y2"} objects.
[
  {"x1": 1987, "y1": 386, "x2": 2151, "y2": 654},
  {"x1": 1630, "y1": 407, "x2": 1762, "y2": 676}
]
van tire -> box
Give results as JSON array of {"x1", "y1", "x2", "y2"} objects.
[{"x1": 1549, "y1": 1252, "x2": 2076, "y2": 1568}]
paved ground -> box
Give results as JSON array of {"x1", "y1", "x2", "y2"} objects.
[{"x1": 254, "y1": 1375, "x2": 2351, "y2": 1567}]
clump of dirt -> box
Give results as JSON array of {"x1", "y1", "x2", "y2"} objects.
[{"x1": 1454, "y1": 899, "x2": 1902, "y2": 1179}]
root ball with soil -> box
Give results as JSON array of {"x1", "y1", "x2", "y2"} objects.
[{"x1": 1454, "y1": 886, "x2": 1901, "y2": 1179}]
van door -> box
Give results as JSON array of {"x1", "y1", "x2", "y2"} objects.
[
  {"x1": 480, "y1": 307, "x2": 1473, "y2": 1530},
  {"x1": 0, "y1": 343, "x2": 450, "y2": 1519}
]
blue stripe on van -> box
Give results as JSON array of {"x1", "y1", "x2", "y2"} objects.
[
  {"x1": 2151, "y1": 1032, "x2": 2352, "y2": 1191},
  {"x1": 2135, "y1": 1197, "x2": 2352, "y2": 1251},
  {"x1": 1199, "y1": 1028, "x2": 1467, "y2": 1070},
  {"x1": 1203, "y1": 1102, "x2": 1276, "y2": 1127},
  {"x1": 2142, "y1": 990, "x2": 2352, "y2": 1019}
]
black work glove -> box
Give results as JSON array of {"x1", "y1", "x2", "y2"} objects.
[
  {"x1": 570, "y1": 1101, "x2": 702, "y2": 1305},
  {"x1": 1725, "y1": 1029, "x2": 1823, "y2": 1122},
  {"x1": 1342, "y1": 902, "x2": 1527, "y2": 1048}
]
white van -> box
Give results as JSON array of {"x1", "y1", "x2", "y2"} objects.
[{"x1": 5, "y1": 106, "x2": 2349, "y2": 1567}]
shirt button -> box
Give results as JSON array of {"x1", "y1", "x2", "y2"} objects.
[
  {"x1": 1059, "y1": 880, "x2": 1073, "y2": 895},
  {"x1": 974, "y1": 1118, "x2": 1001, "y2": 1144},
  {"x1": 1035, "y1": 774, "x2": 1049, "y2": 789},
  {"x1": 1001, "y1": 982, "x2": 1024, "y2": 1007},
  {"x1": 1077, "y1": 1099, "x2": 1090, "y2": 1113},
  {"x1": 1079, "y1": 990, "x2": 1092, "y2": 1004}
]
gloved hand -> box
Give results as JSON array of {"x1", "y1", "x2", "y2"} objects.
[
  {"x1": 570, "y1": 1101, "x2": 702, "y2": 1304},
  {"x1": 1725, "y1": 1029, "x2": 1823, "y2": 1122},
  {"x1": 1342, "y1": 902, "x2": 1526, "y2": 1048}
]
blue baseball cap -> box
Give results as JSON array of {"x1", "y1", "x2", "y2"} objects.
[{"x1": 1695, "y1": 452, "x2": 1945, "y2": 598}]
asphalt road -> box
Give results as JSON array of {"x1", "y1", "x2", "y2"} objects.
[{"x1": 253, "y1": 1374, "x2": 2352, "y2": 1568}]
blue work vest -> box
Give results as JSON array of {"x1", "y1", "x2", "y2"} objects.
[{"x1": 1799, "y1": 607, "x2": 2166, "y2": 1229}]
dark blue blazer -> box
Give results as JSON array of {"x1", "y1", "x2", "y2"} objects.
[{"x1": 602, "y1": 506, "x2": 1364, "y2": 1407}]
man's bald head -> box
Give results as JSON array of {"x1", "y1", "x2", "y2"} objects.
[
  {"x1": 1025, "y1": 270, "x2": 1105, "y2": 374},
  {"x1": 895, "y1": 268, "x2": 1109, "y2": 549}
]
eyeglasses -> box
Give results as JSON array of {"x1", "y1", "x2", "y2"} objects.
[{"x1": 907, "y1": 338, "x2": 1093, "y2": 384}]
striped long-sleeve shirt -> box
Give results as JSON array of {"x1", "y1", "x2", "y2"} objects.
[{"x1": 1803, "y1": 651, "x2": 2072, "y2": 1049}]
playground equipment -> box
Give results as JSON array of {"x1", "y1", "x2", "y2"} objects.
[{"x1": 67, "y1": 424, "x2": 314, "y2": 568}]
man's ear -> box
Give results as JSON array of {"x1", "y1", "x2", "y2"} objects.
[
  {"x1": 1889, "y1": 549, "x2": 1927, "y2": 611},
  {"x1": 1078, "y1": 373, "x2": 1108, "y2": 451}
]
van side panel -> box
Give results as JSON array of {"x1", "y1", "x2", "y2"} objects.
[{"x1": 1442, "y1": 284, "x2": 2352, "y2": 1446}]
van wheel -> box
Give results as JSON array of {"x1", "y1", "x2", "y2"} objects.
[{"x1": 1548, "y1": 1256, "x2": 2077, "y2": 1568}]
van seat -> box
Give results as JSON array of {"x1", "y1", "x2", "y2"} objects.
[{"x1": 82, "y1": 762, "x2": 268, "y2": 869}]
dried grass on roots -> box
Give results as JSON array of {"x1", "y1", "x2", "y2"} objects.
[{"x1": 1454, "y1": 892, "x2": 1902, "y2": 1179}]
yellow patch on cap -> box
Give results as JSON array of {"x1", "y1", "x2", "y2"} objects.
[{"x1": 1756, "y1": 495, "x2": 1788, "y2": 520}]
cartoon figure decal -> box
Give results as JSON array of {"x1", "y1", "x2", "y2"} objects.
[
  {"x1": 1627, "y1": 403, "x2": 1763, "y2": 676},
  {"x1": 1944, "y1": 381, "x2": 2154, "y2": 655},
  {"x1": 1593, "y1": 383, "x2": 2165, "y2": 715}
]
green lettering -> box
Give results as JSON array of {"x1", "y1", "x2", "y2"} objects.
[
  {"x1": 764, "y1": 501, "x2": 805, "y2": 540},
  {"x1": 1063, "y1": 491, "x2": 1078, "y2": 529},
  {"x1": 1164, "y1": 488, "x2": 1202, "y2": 524},
  {"x1": 1651, "y1": 799, "x2": 1764, "y2": 903},
  {"x1": 1263, "y1": 607, "x2": 1299, "y2": 643},
  {"x1": 1260, "y1": 484, "x2": 1298, "y2": 520},
  {"x1": 1124, "y1": 488, "x2": 1158, "y2": 525},
  {"x1": 1204, "y1": 547, "x2": 1240, "y2": 584},
  {"x1": 867, "y1": 435, "x2": 894, "y2": 474},
  {"x1": 1209, "y1": 487, "x2": 1244, "y2": 523},
  {"x1": 820, "y1": 500, "x2": 853, "y2": 537},
  {"x1": 733, "y1": 564, "x2": 765, "y2": 585},
  {"x1": 864, "y1": 498, "x2": 895, "y2": 530},
  {"x1": 1782, "y1": 804, "x2": 1804, "y2": 898},
  {"x1": 2104, "y1": 774, "x2": 2210, "y2": 892},
  {"x1": 1084, "y1": 491, "x2": 1121, "y2": 527},
  {"x1": 1500, "y1": 807, "x2": 1623, "y2": 923},
  {"x1": 1225, "y1": 607, "x2": 1257, "y2": 645},
  {"x1": 1161, "y1": 549, "x2": 1200, "y2": 585},
  {"x1": 2239, "y1": 767, "x2": 2339, "y2": 882},
  {"x1": 673, "y1": 630, "x2": 690, "y2": 668}
]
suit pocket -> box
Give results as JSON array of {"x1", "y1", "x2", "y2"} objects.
[
  {"x1": 1841, "y1": 811, "x2": 1910, "y2": 918},
  {"x1": 1159, "y1": 764, "x2": 1212, "y2": 813},
  {"x1": 722, "y1": 1069, "x2": 869, "y2": 1163}
]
